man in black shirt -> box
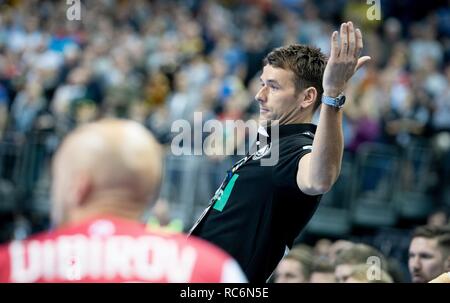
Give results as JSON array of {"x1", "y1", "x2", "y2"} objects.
[{"x1": 190, "y1": 21, "x2": 371, "y2": 282}]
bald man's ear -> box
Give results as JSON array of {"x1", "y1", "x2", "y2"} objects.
[
  {"x1": 299, "y1": 87, "x2": 318, "y2": 109},
  {"x1": 73, "y1": 173, "x2": 93, "y2": 207}
]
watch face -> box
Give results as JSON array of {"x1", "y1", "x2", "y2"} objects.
[{"x1": 322, "y1": 94, "x2": 345, "y2": 108}]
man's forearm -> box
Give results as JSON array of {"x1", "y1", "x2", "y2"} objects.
[
  {"x1": 298, "y1": 21, "x2": 369, "y2": 195},
  {"x1": 308, "y1": 104, "x2": 343, "y2": 192}
]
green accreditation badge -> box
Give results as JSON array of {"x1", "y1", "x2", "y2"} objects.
[{"x1": 213, "y1": 174, "x2": 239, "y2": 212}]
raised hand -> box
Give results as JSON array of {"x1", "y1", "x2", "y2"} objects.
[{"x1": 322, "y1": 21, "x2": 371, "y2": 98}]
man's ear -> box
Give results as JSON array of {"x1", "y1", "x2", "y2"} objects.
[
  {"x1": 72, "y1": 173, "x2": 93, "y2": 207},
  {"x1": 299, "y1": 87, "x2": 318, "y2": 109}
]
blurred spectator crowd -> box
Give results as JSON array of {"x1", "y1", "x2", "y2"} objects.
[
  {"x1": 272, "y1": 224, "x2": 450, "y2": 283},
  {"x1": 0, "y1": 0, "x2": 449, "y2": 282}
]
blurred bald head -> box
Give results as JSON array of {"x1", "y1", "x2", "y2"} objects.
[{"x1": 51, "y1": 119, "x2": 163, "y2": 226}]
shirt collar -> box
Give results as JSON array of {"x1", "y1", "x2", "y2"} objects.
[
  {"x1": 258, "y1": 125, "x2": 269, "y2": 138},
  {"x1": 259, "y1": 123, "x2": 317, "y2": 139}
]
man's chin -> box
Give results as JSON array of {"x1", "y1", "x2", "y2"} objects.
[
  {"x1": 258, "y1": 115, "x2": 269, "y2": 124},
  {"x1": 412, "y1": 276, "x2": 427, "y2": 283}
]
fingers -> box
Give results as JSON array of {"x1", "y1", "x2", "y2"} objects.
[
  {"x1": 355, "y1": 28, "x2": 363, "y2": 59},
  {"x1": 337, "y1": 21, "x2": 360, "y2": 58},
  {"x1": 355, "y1": 56, "x2": 371, "y2": 72},
  {"x1": 340, "y1": 23, "x2": 348, "y2": 57},
  {"x1": 348, "y1": 22, "x2": 356, "y2": 57},
  {"x1": 330, "y1": 31, "x2": 339, "y2": 59}
]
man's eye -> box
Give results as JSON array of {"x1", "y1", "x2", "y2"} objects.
[
  {"x1": 421, "y1": 254, "x2": 433, "y2": 259},
  {"x1": 270, "y1": 85, "x2": 279, "y2": 90}
]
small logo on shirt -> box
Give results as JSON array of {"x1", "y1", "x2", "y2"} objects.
[{"x1": 252, "y1": 144, "x2": 271, "y2": 160}]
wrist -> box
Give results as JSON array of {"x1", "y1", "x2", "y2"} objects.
[
  {"x1": 321, "y1": 93, "x2": 346, "y2": 109},
  {"x1": 323, "y1": 90, "x2": 342, "y2": 98}
]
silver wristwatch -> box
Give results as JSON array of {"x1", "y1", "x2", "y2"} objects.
[{"x1": 322, "y1": 93, "x2": 346, "y2": 109}]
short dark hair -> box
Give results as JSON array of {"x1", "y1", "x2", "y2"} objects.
[
  {"x1": 412, "y1": 225, "x2": 450, "y2": 256},
  {"x1": 263, "y1": 44, "x2": 327, "y2": 111}
]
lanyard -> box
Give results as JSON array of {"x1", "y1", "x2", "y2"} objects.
[{"x1": 188, "y1": 144, "x2": 267, "y2": 235}]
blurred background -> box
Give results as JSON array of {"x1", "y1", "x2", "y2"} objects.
[{"x1": 0, "y1": 0, "x2": 449, "y2": 282}]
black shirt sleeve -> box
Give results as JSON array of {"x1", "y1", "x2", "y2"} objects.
[{"x1": 272, "y1": 134, "x2": 314, "y2": 190}]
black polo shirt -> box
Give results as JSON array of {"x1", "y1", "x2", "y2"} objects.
[{"x1": 190, "y1": 123, "x2": 322, "y2": 282}]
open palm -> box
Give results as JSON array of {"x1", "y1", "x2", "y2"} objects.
[{"x1": 322, "y1": 21, "x2": 371, "y2": 98}]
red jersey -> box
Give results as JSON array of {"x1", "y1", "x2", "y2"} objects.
[{"x1": 0, "y1": 216, "x2": 247, "y2": 283}]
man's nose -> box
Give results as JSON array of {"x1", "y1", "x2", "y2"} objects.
[
  {"x1": 255, "y1": 86, "x2": 267, "y2": 103},
  {"x1": 410, "y1": 256, "x2": 421, "y2": 270}
]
